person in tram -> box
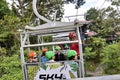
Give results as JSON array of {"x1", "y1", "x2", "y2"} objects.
[
  {"x1": 66, "y1": 50, "x2": 78, "y2": 73},
  {"x1": 45, "y1": 51, "x2": 61, "y2": 68},
  {"x1": 28, "y1": 51, "x2": 38, "y2": 62},
  {"x1": 68, "y1": 32, "x2": 80, "y2": 59},
  {"x1": 54, "y1": 45, "x2": 66, "y2": 61},
  {"x1": 45, "y1": 51, "x2": 55, "y2": 62},
  {"x1": 67, "y1": 50, "x2": 78, "y2": 60},
  {"x1": 41, "y1": 48, "x2": 49, "y2": 63}
]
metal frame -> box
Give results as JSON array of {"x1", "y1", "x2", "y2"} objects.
[
  {"x1": 19, "y1": 0, "x2": 92, "y2": 79},
  {"x1": 19, "y1": 0, "x2": 120, "y2": 79},
  {"x1": 20, "y1": 22, "x2": 89, "y2": 80}
]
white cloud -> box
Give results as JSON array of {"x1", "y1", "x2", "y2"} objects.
[{"x1": 63, "y1": 0, "x2": 111, "y2": 22}]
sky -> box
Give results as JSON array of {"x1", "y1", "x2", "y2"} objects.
[
  {"x1": 63, "y1": 0, "x2": 111, "y2": 21},
  {"x1": 6, "y1": 0, "x2": 112, "y2": 22}
]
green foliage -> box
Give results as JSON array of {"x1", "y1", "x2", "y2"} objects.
[
  {"x1": 84, "y1": 47, "x2": 97, "y2": 60},
  {"x1": 89, "y1": 37, "x2": 105, "y2": 49},
  {"x1": 86, "y1": 8, "x2": 99, "y2": 20},
  {"x1": 0, "y1": 15, "x2": 29, "y2": 32},
  {"x1": 111, "y1": 0, "x2": 120, "y2": 6},
  {"x1": 0, "y1": 0, "x2": 13, "y2": 19},
  {"x1": 65, "y1": 0, "x2": 85, "y2": 9},
  {"x1": 86, "y1": 5, "x2": 120, "y2": 36},
  {"x1": 0, "y1": 47, "x2": 7, "y2": 56},
  {"x1": 101, "y1": 43, "x2": 120, "y2": 74},
  {"x1": 84, "y1": 37, "x2": 106, "y2": 62},
  {"x1": 0, "y1": 0, "x2": 118, "y2": 78},
  {"x1": 0, "y1": 55, "x2": 23, "y2": 80},
  {"x1": 0, "y1": 15, "x2": 29, "y2": 56},
  {"x1": 11, "y1": 0, "x2": 85, "y2": 22},
  {"x1": 85, "y1": 61, "x2": 99, "y2": 72},
  {"x1": 82, "y1": 5, "x2": 120, "y2": 74},
  {"x1": 27, "y1": 66, "x2": 39, "y2": 80},
  {"x1": 11, "y1": 0, "x2": 64, "y2": 21},
  {"x1": 84, "y1": 38, "x2": 120, "y2": 75}
]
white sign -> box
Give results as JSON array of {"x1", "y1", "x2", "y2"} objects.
[{"x1": 34, "y1": 63, "x2": 78, "y2": 80}]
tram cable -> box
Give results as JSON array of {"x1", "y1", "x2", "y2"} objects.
[{"x1": 98, "y1": 0, "x2": 106, "y2": 10}]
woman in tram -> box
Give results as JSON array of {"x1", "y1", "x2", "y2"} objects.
[{"x1": 68, "y1": 32, "x2": 80, "y2": 59}]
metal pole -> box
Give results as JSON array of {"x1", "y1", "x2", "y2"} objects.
[
  {"x1": 27, "y1": 34, "x2": 30, "y2": 52},
  {"x1": 37, "y1": 35, "x2": 41, "y2": 63},
  {"x1": 20, "y1": 34, "x2": 28, "y2": 80},
  {"x1": 76, "y1": 26, "x2": 85, "y2": 77},
  {"x1": 32, "y1": 0, "x2": 51, "y2": 22},
  {"x1": 76, "y1": 28, "x2": 82, "y2": 78},
  {"x1": 23, "y1": 40, "x2": 78, "y2": 48}
]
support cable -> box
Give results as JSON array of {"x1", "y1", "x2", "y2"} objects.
[
  {"x1": 98, "y1": 0, "x2": 106, "y2": 10},
  {"x1": 32, "y1": 0, "x2": 52, "y2": 22}
]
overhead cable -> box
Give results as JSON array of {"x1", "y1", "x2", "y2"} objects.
[{"x1": 98, "y1": 0, "x2": 106, "y2": 10}]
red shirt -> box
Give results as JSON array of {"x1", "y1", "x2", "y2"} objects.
[{"x1": 70, "y1": 43, "x2": 79, "y2": 56}]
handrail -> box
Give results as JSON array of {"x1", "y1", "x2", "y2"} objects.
[
  {"x1": 25, "y1": 60, "x2": 82, "y2": 66},
  {"x1": 23, "y1": 40, "x2": 79, "y2": 48}
]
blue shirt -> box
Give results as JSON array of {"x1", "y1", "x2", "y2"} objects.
[{"x1": 41, "y1": 56, "x2": 49, "y2": 62}]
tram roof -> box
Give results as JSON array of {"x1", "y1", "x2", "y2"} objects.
[{"x1": 25, "y1": 21, "x2": 91, "y2": 31}]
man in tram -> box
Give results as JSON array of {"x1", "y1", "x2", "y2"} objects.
[
  {"x1": 68, "y1": 32, "x2": 80, "y2": 59},
  {"x1": 45, "y1": 51, "x2": 61, "y2": 68},
  {"x1": 28, "y1": 51, "x2": 38, "y2": 62},
  {"x1": 66, "y1": 50, "x2": 78, "y2": 77},
  {"x1": 45, "y1": 51, "x2": 55, "y2": 62},
  {"x1": 41, "y1": 48, "x2": 49, "y2": 62},
  {"x1": 54, "y1": 45, "x2": 66, "y2": 61}
]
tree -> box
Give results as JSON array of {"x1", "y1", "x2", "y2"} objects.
[
  {"x1": 0, "y1": 15, "x2": 29, "y2": 56},
  {"x1": 10, "y1": 0, "x2": 64, "y2": 25},
  {"x1": 86, "y1": 6, "x2": 120, "y2": 37},
  {"x1": 102, "y1": 43, "x2": 120, "y2": 74},
  {"x1": 10, "y1": 0, "x2": 85, "y2": 22},
  {"x1": 84, "y1": 2, "x2": 120, "y2": 75},
  {"x1": 0, "y1": 0, "x2": 86, "y2": 79},
  {"x1": 0, "y1": 0, "x2": 12, "y2": 19},
  {"x1": 84, "y1": 37, "x2": 106, "y2": 62},
  {"x1": 0, "y1": 0, "x2": 86, "y2": 55},
  {"x1": 86, "y1": 8, "x2": 99, "y2": 20},
  {"x1": 65, "y1": 0, "x2": 85, "y2": 9},
  {"x1": 0, "y1": 55, "x2": 22, "y2": 80},
  {"x1": 110, "y1": 0, "x2": 120, "y2": 13}
]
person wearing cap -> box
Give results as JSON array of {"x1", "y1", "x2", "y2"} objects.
[
  {"x1": 54, "y1": 45, "x2": 66, "y2": 61},
  {"x1": 28, "y1": 51, "x2": 38, "y2": 62},
  {"x1": 68, "y1": 32, "x2": 80, "y2": 59},
  {"x1": 66, "y1": 50, "x2": 78, "y2": 72},
  {"x1": 41, "y1": 48, "x2": 49, "y2": 62},
  {"x1": 45, "y1": 51, "x2": 61, "y2": 69},
  {"x1": 67, "y1": 50, "x2": 78, "y2": 60},
  {"x1": 45, "y1": 51, "x2": 55, "y2": 62},
  {"x1": 40, "y1": 51, "x2": 55, "y2": 69}
]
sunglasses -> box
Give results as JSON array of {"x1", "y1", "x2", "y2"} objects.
[{"x1": 33, "y1": 57, "x2": 37, "y2": 59}]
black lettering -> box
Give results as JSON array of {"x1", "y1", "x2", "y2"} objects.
[
  {"x1": 39, "y1": 74, "x2": 46, "y2": 80},
  {"x1": 55, "y1": 74, "x2": 62, "y2": 79},
  {"x1": 47, "y1": 74, "x2": 54, "y2": 80}
]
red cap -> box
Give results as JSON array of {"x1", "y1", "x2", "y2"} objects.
[
  {"x1": 42, "y1": 48, "x2": 48, "y2": 53},
  {"x1": 28, "y1": 51, "x2": 37, "y2": 58}
]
